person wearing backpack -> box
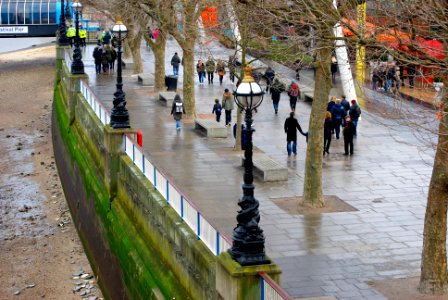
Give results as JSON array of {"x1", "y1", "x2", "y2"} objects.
[
  {"x1": 270, "y1": 78, "x2": 285, "y2": 114},
  {"x1": 171, "y1": 94, "x2": 186, "y2": 130},
  {"x1": 288, "y1": 83, "x2": 299, "y2": 111},
  {"x1": 212, "y1": 99, "x2": 222, "y2": 122},
  {"x1": 349, "y1": 100, "x2": 361, "y2": 136}
]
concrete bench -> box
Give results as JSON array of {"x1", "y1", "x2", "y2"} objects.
[
  {"x1": 137, "y1": 73, "x2": 154, "y2": 86},
  {"x1": 194, "y1": 119, "x2": 227, "y2": 138},
  {"x1": 241, "y1": 153, "x2": 287, "y2": 181},
  {"x1": 159, "y1": 91, "x2": 176, "y2": 107},
  {"x1": 122, "y1": 58, "x2": 134, "y2": 70}
]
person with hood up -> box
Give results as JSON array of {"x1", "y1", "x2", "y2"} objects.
[
  {"x1": 222, "y1": 88, "x2": 234, "y2": 126},
  {"x1": 270, "y1": 78, "x2": 285, "y2": 114},
  {"x1": 170, "y1": 94, "x2": 186, "y2": 130},
  {"x1": 284, "y1": 111, "x2": 307, "y2": 157},
  {"x1": 288, "y1": 82, "x2": 300, "y2": 111}
]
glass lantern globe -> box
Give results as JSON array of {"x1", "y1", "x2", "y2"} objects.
[
  {"x1": 112, "y1": 16, "x2": 128, "y2": 41},
  {"x1": 234, "y1": 66, "x2": 265, "y2": 110}
]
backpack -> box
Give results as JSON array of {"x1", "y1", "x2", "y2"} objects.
[
  {"x1": 289, "y1": 87, "x2": 299, "y2": 97},
  {"x1": 175, "y1": 102, "x2": 183, "y2": 113}
]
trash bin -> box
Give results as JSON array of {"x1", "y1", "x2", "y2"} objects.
[{"x1": 165, "y1": 75, "x2": 178, "y2": 91}]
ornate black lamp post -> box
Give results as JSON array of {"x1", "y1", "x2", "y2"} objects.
[
  {"x1": 57, "y1": 0, "x2": 69, "y2": 46},
  {"x1": 70, "y1": 0, "x2": 84, "y2": 74},
  {"x1": 229, "y1": 66, "x2": 270, "y2": 266},
  {"x1": 109, "y1": 16, "x2": 130, "y2": 129}
]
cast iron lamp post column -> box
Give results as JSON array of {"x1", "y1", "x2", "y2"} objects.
[
  {"x1": 229, "y1": 66, "x2": 270, "y2": 266},
  {"x1": 109, "y1": 16, "x2": 130, "y2": 129},
  {"x1": 71, "y1": 0, "x2": 84, "y2": 74},
  {"x1": 57, "y1": 0, "x2": 69, "y2": 46}
]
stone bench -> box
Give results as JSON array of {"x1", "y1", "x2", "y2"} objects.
[
  {"x1": 194, "y1": 119, "x2": 227, "y2": 138},
  {"x1": 241, "y1": 153, "x2": 287, "y2": 181},
  {"x1": 159, "y1": 91, "x2": 176, "y2": 107},
  {"x1": 137, "y1": 73, "x2": 154, "y2": 86},
  {"x1": 122, "y1": 58, "x2": 134, "y2": 70}
]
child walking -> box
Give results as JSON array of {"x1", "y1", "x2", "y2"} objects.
[{"x1": 212, "y1": 99, "x2": 222, "y2": 122}]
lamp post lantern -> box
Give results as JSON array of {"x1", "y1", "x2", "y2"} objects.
[
  {"x1": 70, "y1": 0, "x2": 84, "y2": 74},
  {"x1": 229, "y1": 66, "x2": 270, "y2": 266},
  {"x1": 57, "y1": 0, "x2": 69, "y2": 46},
  {"x1": 109, "y1": 16, "x2": 130, "y2": 129}
]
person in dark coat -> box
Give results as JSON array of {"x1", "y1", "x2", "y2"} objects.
[
  {"x1": 92, "y1": 42, "x2": 102, "y2": 74},
  {"x1": 170, "y1": 94, "x2": 186, "y2": 130},
  {"x1": 349, "y1": 100, "x2": 361, "y2": 136},
  {"x1": 340, "y1": 95, "x2": 350, "y2": 115},
  {"x1": 270, "y1": 78, "x2": 285, "y2": 114},
  {"x1": 171, "y1": 52, "x2": 181, "y2": 76},
  {"x1": 343, "y1": 116, "x2": 356, "y2": 155},
  {"x1": 327, "y1": 96, "x2": 336, "y2": 112},
  {"x1": 212, "y1": 99, "x2": 222, "y2": 123},
  {"x1": 330, "y1": 100, "x2": 345, "y2": 139},
  {"x1": 284, "y1": 112, "x2": 307, "y2": 156},
  {"x1": 323, "y1": 111, "x2": 333, "y2": 155},
  {"x1": 264, "y1": 67, "x2": 275, "y2": 92},
  {"x1": 101, "y1": 45, "x2": 109, "y2": 73},
  {"x1": 331, "y1": 56, "x2": 338, "y2": 84}
]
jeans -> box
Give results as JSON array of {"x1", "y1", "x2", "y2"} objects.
[
  {"x1": 175, "y1": 120, "x2": 181, "y2": 129},
  {"x1": 95, "y1": 63, "x2": 101, "y2": 74},
  {"x1": 173, "y1": 66, "x2": 179, "y2": 76},
  {"x1": 385, "y1": 79, "x2": 394, "y2": 92},
  {"x1": 207, "y1": 72, "x2": 214, "y2": 84},
  {"x1": 333, "y1": 119, "x2": 342, "y2": 139},
  {"x1": 273, "y1": 102, "x2": 279, "y2": 113},
  {"x1": 216, "y1": 113, "x2": 221, "y2": 122},
  {"x1": 351, "y1": 119, "x2": 358, "y2": 136},
  {"x1": 287, "y1": 141, "x2": 297, "y2": 156},
  {"x1": 225, "y1": 110, "x2": 231, "y2": 125},
  {"x1": 198, "y1": 72, "x2": 204, "y2": 83}
]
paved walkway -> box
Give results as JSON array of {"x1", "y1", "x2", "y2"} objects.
[{"x1": 78, "y1": 38, "x2": 436, "y2": 300}]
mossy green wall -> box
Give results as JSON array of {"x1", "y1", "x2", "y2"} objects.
[{"x1": 53, "y1": 54, "x2": 218, "y2": 300}]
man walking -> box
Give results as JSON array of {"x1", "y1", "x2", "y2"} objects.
[
  {"x1": 284, "y1": 112, "x2": 307, "y2": 156},
  {"x1": 349, "y1": 100, "x2": 361, "y2": 136},
  {"x1": 171, "y1": 52, "x2": 181, "y2": 76}
]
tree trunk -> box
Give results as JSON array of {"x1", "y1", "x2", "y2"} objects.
[
  {"x1": 419, "y1": 78, "x2": 448, "y2": 294},
  {"x1": 302, "y1": 43, "x2": 332, "y2": 208},
  {"x1": 130, "y1": 32, "x2": 143, "y2": 74},
  {"x1": 182, "y1": 40, "x2": 196, "y2": 118},
  {"x1": 152, "y1": 35, "x2": 166, "y2": 92}
]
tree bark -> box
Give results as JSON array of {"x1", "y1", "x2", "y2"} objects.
[
  {"x1": 419, "y1": 78, "x2": 448, "y2": 294},
  {"x1": 302, "y1": 41, "x2": 332, "y2": 208},
  {"x1": 182, "y1": 40, "x2": 196, "y2": 118},
  {"x1": 129, "y1": 32, "x2": 143, "y2": 74},
  {"x1": 151, "y1": 34, "x2": 167, "y2": 92}
]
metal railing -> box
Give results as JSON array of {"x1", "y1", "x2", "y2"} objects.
[
  {"x1": 260, "y1": 272, "x2": 294, "y2": 300},
  {"x1": 75, "y1": 74, "x2": 292, "y2": 300}
]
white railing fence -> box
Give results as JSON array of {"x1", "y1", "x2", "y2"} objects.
[{"x1": 260, "y1": 272, "x2": 294, "y2": 300}]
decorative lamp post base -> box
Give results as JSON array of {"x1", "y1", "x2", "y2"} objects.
[{"x1": 71, "y1": 61, "x2": 85, "y2": 74}]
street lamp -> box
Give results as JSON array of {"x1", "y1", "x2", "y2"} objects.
[
  {"x1": 229, "y1": 66, "x2": 270, "y2": 266},
  {"x1": 109, "y1": 16, "x2": 130, "y2": 129},
  {"x1": 57, "y1": 0, "x2": 69, "y2": 46},
  {"x1": 70, "y1": 0, "x2": 84, "y2": 74}
]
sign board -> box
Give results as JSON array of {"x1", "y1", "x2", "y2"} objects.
[{"x1": 0, "y1": 26, "x2": 29, "y2": 34}]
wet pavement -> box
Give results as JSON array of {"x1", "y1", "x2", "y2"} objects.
[{"x1": 76, "y1": 37, "x2": 436, "y2": 300}]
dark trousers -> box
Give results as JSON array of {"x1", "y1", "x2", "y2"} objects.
[
  {"x1": 207, "y1": 72, "x2": 214, "y2": 84},
  {"x1": 216, "y1": 113, "x2": 221, "y2": 123},
  {"x1": 344, "y1": 137, "x2": 354, "y2": 155},
  {"x1": 333, "y1": 119, "x2": 342, "y2": 139},
  {"x1": 225, "y1": 110, "x2": 231, "y2": 125},
  {"x1": 95, "y1": 63, "x2": 101, "y2": 74},
  {"x1": 324, "y1": 136, "x2": 331, "y2": 154},
  {"x1": 219, "y1": 75, "x2": 224, "y2": 85}
]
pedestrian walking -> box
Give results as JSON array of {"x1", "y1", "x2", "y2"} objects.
[
  {"x1": 67, "y1": 25, "x2": 76, "y2": 47},
  {"x1": 340, "y1": 95, "x2": 350, "y2": 116},
  {"x1": 205, "y1": 56, "x2": 216, "y2": 84},
  {"x1": 101, "y1": 45, "x2": 109, "y2": 73},
  {"x1": 79, "y1": 26, "x2": 87, "y2": 47},
  {"x1": 171, "y1": 52, "x2": 181, "y2": 76},
  {"x1": 170, "y1": 94, "x2": 186, "y2": 130},
  {"x1": 349, "y1": 100, "x2": 361, "y2": 136},
  {"x1": 196, "y1": 60, "x2": 205, "y2": 84},
  {"x1": 408, "y1": 65, "x2": 416, "y2": 88},
  {"x1": 331, "y1": 56, "x2": 338, "y2": 84},
  {"x1": 212, "y1": 99, "x2": 222, "y2": 123},
  {"x1": 323, "y1": 111, "x2": 333, "y2": 155},
  {"x1": 222, "y1": 88, "x2": 234, "y2": 126},
  {"x1": 228, "y1": 56, "x2": 237, "y2": 83},
  {"x1": 270, "y1": 78, "x2": 285, "y2": 114},
  {"x1": 92, "y1": 42, "x2": 103, "y2": 74},
  {"x1": 108, "y1": 46, "x2": 117, "y2": 71},
  {"x1": 343, "y1": 116, "x2": 356, "y2": 155},
  {"x1": 385, "y1": 63, "x2": 396, "y2": 93},
  {"x1": 288, "y1": 83, "x2": 300, "y2": 111},
  {"x1": 327, "y1": 96, "x2": 336, "y2": 112},
  {"x1": 216, "y1": 60, "x2": 226, "y2": 85},
  {"x1": 284, "y1": 112, "x2": 307, "y2": 156},
  {"x1": 330, "y1": 99, "x2": 345, "y2": 139},
  {"x1": 264, "y1": 67, "x2": 275, "y2": 92}
]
